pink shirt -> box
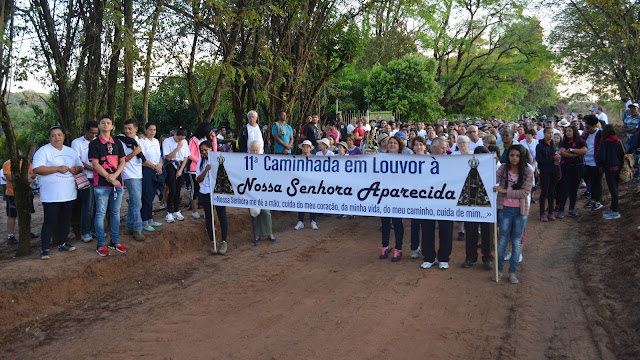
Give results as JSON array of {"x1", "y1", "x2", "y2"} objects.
[
  {"x1": 503, "y1": 170, "x2": 520, "y2": 207},
  {"x1": 326, "y1": 129, "x2": 340, "y2": 143}
]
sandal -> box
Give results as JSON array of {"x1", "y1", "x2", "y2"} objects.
[
  {"x1": 268, "y1": 236, "x2": 276, "y2": 242},
  {"x1": 252, "y1": 237, "x2": 260, "y2": 246}
]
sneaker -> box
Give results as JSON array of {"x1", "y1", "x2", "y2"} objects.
[
  {"x1": 491, "y1": 274, "x2": 502, "y2": 282},
  {"x1": 579, "y1": 181, "x2": 587, "y2": 188},
  {"x1": 158, "y1": 204, "x2": 166, "y2": 210},
  {"x1": 337, "y1": 214, "x2": 345, "y2": 219},
  {"x1": 81, "y1": 233, "x2": 93, "y2": 242},
  {"x1": 519, "y1": 254, "x2": 523, "y2": 263},
  {"x1": 173, "y1": 211, "x2": 185, "y2": 221},
  {"x1": 580, "y1": 191, "x2": 591, "y2": 199},
  {"x1": 133, "y1": 231, "x2": 145, "y2": 242},
  {"x1": 294, "y1": 221, "x2": 304, "y2": 230},
  {"x1": 591, "y1": 203, "x2": 604, "y2": 211},
  {"x1": 568, "y1": 209, "x2": 577, "y2": 217},
  {"x1": 504, "y1": 251, "x2": 512, "y2": 261},
  {"x1": 209, "y1": 242, "x2": 218, "y2": 254},
  {"x1": 152, "y1": 222, "x2": 162, "y2": 227},
  {"x1": 219, "y1": 241, "x2": 228, "y2": 255},
  {"x1": 348, "y1": 215, "x2": 355, "y2": 220},
  {"x1": 192, "y1": 211, "x2": 201, "y2": 219},
  {"x1": 461, "y1": 259, "x2": 474, "y2": 268},
  {"x1": 7, "y1": 235, "x2": 17, "y2": 245},
  {"x1": 457, "y1": 231, "x2": 464, "y2": 241},
  {"x1": 30, "y1": 232, "x2": 39, "y2": 239},
  {"x1": 584, "y1": 202, "x2": 594, "y2": 209},
  {"x1": 603, "y1": 212, "x2": 621, "y2": 220},
  {"x1": 96, "y1": 245, "x2": 110, "y2": 257},
  {"x1": 509, "y1": 275, "x2": 519, "y2": 284},
  {"x1": 548, "y1": 214, "x2": 556, "y2": 221},
  {"x1": 483, "y1": 260, "x2": 494, "y2": 270},
  {"x1": 556, "y1": 211, "x2": 564, "y2": 219},
  {"x1": 553, "y1": 205, "x2": 560, "y2": 212},
  {"x1": 439, "y1": 262, "x2": 449, "y2": 270},
  {"x1": 123, "y1": 228, "x2": 134, "y2": 235},
  {"x1": 310, "y1": 221, "x2": 318, "y2": 230},
  {"x1": 165, "y1": 213, "x2": 175, "y2": 223},
  {"x1": 540, "y1": 214, "x2": 548, "y2": 222},
  {"x1": 142, "y1": 225, "x2": 155, "y2": 232},
  {"x1": 421, "y1": 260, "x2": 437, "y2": 269},
  {"x1": 268, "y1": 236, "x2": 276, "y2": 242},
  {"x1": 410, "y1": 247, "x2": 421, "y2": 259},
  {"x1": 40, "y1": 249, "x2": 50, "y2": 260},
  {"x1": 108, "y1": 242, "x2": 128, "y2": 253},
  {"x1": 58, "y1": 243, "x2": 76, "y2": 251},
  {"x1": 603, "y1": 209, "x2": 613, "y2": 216},
  {"x1": 379, "y1": 246, "x2": 392, "y2": 259},
  {"x1": 391, "y1": 249, "x2": 402, "y2": 262}
]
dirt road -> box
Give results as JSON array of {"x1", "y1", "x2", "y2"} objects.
[{"x1": 0, "y1": 201, "x2": 621, "y2": 359}]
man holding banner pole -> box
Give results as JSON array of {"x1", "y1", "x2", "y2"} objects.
[{"x1": 420, "y1": 137, "x2": 454, "y2": 270}]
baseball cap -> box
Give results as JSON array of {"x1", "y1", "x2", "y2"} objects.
[
  {"x1": 590, "y1": 107, "x2": 597, "y2": 112},
  {"x1": 394, "y1": 131, "x2": 407, "y2": 140},
  {"x1": 629, "y1": 103, "x2": 639, "y2": 108}
]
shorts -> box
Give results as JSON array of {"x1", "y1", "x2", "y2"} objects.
[{"x1": 6, "y1": 195, "x2": 17, "y2": 218}]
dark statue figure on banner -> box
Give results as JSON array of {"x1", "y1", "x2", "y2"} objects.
[{"x1": 457, "y1": 156, "x2": 491, "y2": 207}]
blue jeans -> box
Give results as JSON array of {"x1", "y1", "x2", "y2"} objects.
[
  {"x1": 497, "y1": 206, "x2": 527, "y2": 274},
  {"x1": 78, "y1": 183, "x2": 95, "y2": 236},
  {"x1": 124, "y1": 178, "x2": 143, "y2": 231},
  {"x1": 94, "y1": 186, "x2": 124, "y2": 246},
  {"x1": 141, "y1": 167, "x2": 159, "y2": 224}
]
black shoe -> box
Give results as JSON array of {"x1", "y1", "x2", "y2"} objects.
[
  {"x1": 483, "y1": 261, "x2": 494, "y2": 270},
  {"x1": 7, "y1": 235, "x2": 17, "y2": 245},
  {"x1": 30, "y1": 232, "x2": 39, "y2": 239},
  {"x1": 58, "y1": 243, "x2": 76, "y2": 251},
  {"x1": 461, "y1": 260, "x2": 474, "y2": 268},
  {"x1": 581, "y1": 192, "x2": 591, "y2": 199},
  {"x1": 457, "y1": 231, "x2": 465, "y2": 241},
  {"x1": 337, "y1": 214, "x2": 345, "y2": 219},
  {"x1": 349, "y1": 215, "x2": 355, "y2": 220}
]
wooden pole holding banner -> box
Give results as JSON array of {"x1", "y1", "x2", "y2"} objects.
[
  {"x1": 494, "y1": 221, "x2": 499, "y2": 282},
  {"x1": 210, "y1": 193, "x2": 217, "y2": 253}
]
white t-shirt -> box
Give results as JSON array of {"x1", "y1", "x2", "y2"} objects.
[
  {"x1": 537, "y1": 128, "x2": 560, "y2": 140},
  {"x1": 315, "y1": 150, "x2": 335, "y2": 156},
  {"x1": 468, "y1": 138, "x2": 484, "y2": 152},
  {"x1": 585, "y1": 129, "x2": 599, "y2": 166},
  {"x1": 139, "y1": 137, "x2": 161, "y2": 165},
  {"x1": 122, "y1": 135, "x2": 143, "y2": 180},
  {"x1": 71, "y1": 136, "x2": 94, "y2": 179},
  {"x1": 162, "y1": 136, "x2": 190, "y2": 164},
  {"x1": 246, "y1": 124, "x2": 264, "y2": 154},
  {"x1": 196, "y1": 157, "x2": 211, "y2": 195},
  {"x1": 347, "y1": 124, "x2": 355, "y2": 134},
  {"x1": 519, "y1": 139, "x2": 538, "y2": 164},
  {"x1": 364, "y1": 124, "x2": 372, "y2": 132},
  {"x1": 0, "y1": 168, "x2": 5, "y2": 185},
  {"x1": 597, "y1": 112, "x2": 609, "y2": 124},
  {"x1": 216, "y1": 134, "x2": 224, "y2": 140},
  {"x1": 417, "y1": 130, "x2": 427, "y2": 138},
  {"x1": 32, "y1": 144, "x2": 82, "y2": 203}
]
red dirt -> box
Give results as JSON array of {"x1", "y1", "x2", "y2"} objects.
[{"x1": 0, "y1": 186, "x2": 637, "y2": 359}]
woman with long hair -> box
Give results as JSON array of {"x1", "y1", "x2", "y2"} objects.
[
  {"x1": 379, "y1": 136, "x2": 406, "y2": 262},
  {"x1": 536, "y1": 127, "x2": 560, "y2": 222},
  {"x1": 196, "y1": 140, "x2": 229, "y2": 254},
  {"x1": 494, "y1": 144, "x2": 534, "y2": 283},
  {"x1": 187, "y1": 122, "x2": 216, "y2": 219},
  {"x1": 162, "y1": 126, "x2": 190, "y2": 223},
  {"x1": 597, "y1": 124, "x2": 625, "y2": 220},
  {"x1": 557, "y1": 125, "x2": 587, "y2": 217}
]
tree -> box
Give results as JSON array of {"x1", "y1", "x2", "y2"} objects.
[
  {"x1": 365, "y1": 53, "x2": 443, "y2": 120},
  {"x1": 0, "y1": 0, "x2": 35, "y2": 256},
  {"x1": 549, "y1": 0, "x2": 640, "y2": 100}
]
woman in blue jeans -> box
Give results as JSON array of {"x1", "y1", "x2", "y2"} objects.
[{"x1": 494, "y1": 144, "x2": 534, "y2": 284}]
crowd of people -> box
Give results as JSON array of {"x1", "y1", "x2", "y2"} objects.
[{"x1": 2, "y1": 104, "x2": 636, "y2": 284}]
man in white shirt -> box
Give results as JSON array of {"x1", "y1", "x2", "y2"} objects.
[
  {"x1": 363, "y1": 116, "x2": 372, "y2": 132},
  {"x1": 537, "y1": 119, "x2": 561, "y2": 140},
  {"x1": 216, "y1": 127, "x2": 226, "y2": 140},
  {"x1": 595, "y1": 106, "x2": 609, "y2": 125},
  {"x1": 121, "y1": 119, "x2": 151, "y2": 241},
  {"x1": 71, "y1": 120, "x2": 98, "y2": 243},
  {"x1": 466, "y1": 125, "x2": 484, "y2": 152},
  {"x1": 239, "y1": 110, "x2": 264, "y2": 153}
]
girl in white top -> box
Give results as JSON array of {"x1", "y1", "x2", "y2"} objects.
[
  {"x1": 196, "y1": 140, "x2": 229, "y2": 255},
  {"x1": 139, "y1": 123, "x2": 163, "y2": 231},
  {"x1": 32, "y1": 126, "x2": 83, "y2": 259},
  {"x1": 162, "y1": 126, "x2": 190, "y2": 223}
]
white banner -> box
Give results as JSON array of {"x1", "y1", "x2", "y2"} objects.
[{"x1": 209, "y1": 152, "x2": 497, "y2": 223}]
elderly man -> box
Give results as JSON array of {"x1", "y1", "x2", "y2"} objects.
[
  {"x1": 466, "y1": 125, "x2": 484, "y2": 151},
  {"x1": 420, "y1": 137, "x2": 454, "y2": 270},
  {"x1": 239, "y1": 110, "x2": 265, "y2": 153},
  {"x1": 378, "y1": 133, "x2": 389, "y2": 153}
]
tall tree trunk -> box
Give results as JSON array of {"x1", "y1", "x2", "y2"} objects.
[
  {"x1": 122, "y1": 0, "x2": 134, "y2": 121},
  {"x1": 107, "y1": 16, "x2": 121, "y2": 121},
  {"x1": 84, "y1": 0, "x2": 104, "y2": 124},
  {"x1": 142, "y1": 0, "x2": 162, "y2": 126}
]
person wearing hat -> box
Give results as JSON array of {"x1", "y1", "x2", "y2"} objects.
[
  {"x1": 294, "y1": 140, "x2": 319, "y2": 230},
  {"x1": 315, "y1": 138, "x2": 334, "y2": 156},
  {"x1": 377, "y1": 133, "x2": 389, "y2": 153},
  {"x1": 394, "y1": 131, "x2": 414, "y2": 154},
  {"x1": 336, "y1": 141, "x2": 349, "y2": 156},
  {"x1": 557, "y1": 119, "x2": 570, "y2": 128}
]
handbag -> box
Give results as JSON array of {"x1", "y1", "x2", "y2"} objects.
[{"x1": 74, "y1": 172, "x2": 90, "y2": 190}]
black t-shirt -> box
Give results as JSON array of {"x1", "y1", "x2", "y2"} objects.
[
  {"x1": 338, "y1": 121, "x2": 348, "y2": 142},
  {"x1": 304, "y1": 122, "x2": 321, "y2": 147},
  {"x1": 88, "y1": 135, "x2": 125, "y2": 188}
]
